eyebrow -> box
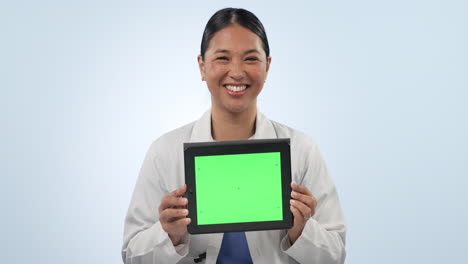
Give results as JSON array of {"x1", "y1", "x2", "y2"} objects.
[{"x1": 214, "y1": 49, "x2": 261, "y2": 55}]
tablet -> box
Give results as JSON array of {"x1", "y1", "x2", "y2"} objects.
[{"x1": 184, "y1": 138, "x2": 293, "y2": 234}]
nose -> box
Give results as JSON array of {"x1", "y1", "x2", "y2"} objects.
[{"x1": 228, "y1": 60, "x2": 246, "y2": 80}]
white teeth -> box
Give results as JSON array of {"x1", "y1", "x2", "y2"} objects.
[{"x1": 225, "y1": 85, "x2": 247, "y2": 92}]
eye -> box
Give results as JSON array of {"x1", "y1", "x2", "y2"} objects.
[
  {"x1": 245, "y1": 57, "x2": 259, "y2": 62},
  {"x1": 216, "y1": 56, "x2": 229, "y2": 61}
]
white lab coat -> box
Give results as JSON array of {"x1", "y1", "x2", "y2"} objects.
[{"x1": 122, "y1": 110, "x2": 346, "y2": 264}]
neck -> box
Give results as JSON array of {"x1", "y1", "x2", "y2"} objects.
[{"x1": 211, "y1": 104, "x2": 257, "y2": 141}]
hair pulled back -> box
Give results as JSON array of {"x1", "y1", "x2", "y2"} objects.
[{"x1": 200, "y1": 8, "x2": 270, "y2": 60}]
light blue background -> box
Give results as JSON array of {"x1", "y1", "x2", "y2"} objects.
[{"x1": 2, "y1": 0, "x2": 467, "y2": 263}]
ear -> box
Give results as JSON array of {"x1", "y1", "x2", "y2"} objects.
[
  {"x1": 266, "y1": 56, "x2": 272, "y2": 73},
  {"x1": 197, "y1": 55, "x2": 206, "y2": 81},
  {"x1": 265, "y1": 56, "x2": 272, "y2": 80}
]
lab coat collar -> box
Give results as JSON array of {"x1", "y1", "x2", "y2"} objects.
[{"x1": 189, "y1": 108, "x2": 277, "y2": 142}]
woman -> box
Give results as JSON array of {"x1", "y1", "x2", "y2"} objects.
[{"x1": 122, "y1": 8, "x2": 346, "y2": 264}]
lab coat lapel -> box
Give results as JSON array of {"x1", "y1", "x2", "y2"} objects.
[
  {"x1": 252, "y1": 111, "x2": 277, "y2": 139},
  {"x1": 189, "y1": 109, "x2": 214, "y2": 143},
  {"x1": 204, "y1": 234, "x2": 223, "y2": 264}
]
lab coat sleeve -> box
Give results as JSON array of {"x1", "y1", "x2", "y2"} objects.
[
  {"x1": 122, "y1": 141, "x2": 190, "y2": 264},
  {"x1": 281, "y1": 142, "x2": 346, "y2": 264}
]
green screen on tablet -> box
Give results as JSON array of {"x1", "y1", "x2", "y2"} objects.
[
  {"x1": 184, "y1": 138, "x2": 293, "y2": 234},
  {"x1": 195, "y1": 152, "x2": 283, "y2": 225}
]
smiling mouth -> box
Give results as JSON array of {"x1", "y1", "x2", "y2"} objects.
[{"x1": 224, "y1": 84, "x2": 249, "y2": 92}]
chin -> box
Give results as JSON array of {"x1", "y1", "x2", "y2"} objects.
[
  {"x1": 212, "y1": 97, "x2": 256, "y2": 114},
  {"x1": 224, "y1": 103, "x2": 251, "y2": 114}
]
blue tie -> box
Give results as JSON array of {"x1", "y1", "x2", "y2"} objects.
[{"x1": 216, "y1": 232, "x2": 253, "y2": 264}]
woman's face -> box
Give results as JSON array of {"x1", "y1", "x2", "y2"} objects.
[{"x1": 198, "y1": 25, "x2": 271, "y2": 114}]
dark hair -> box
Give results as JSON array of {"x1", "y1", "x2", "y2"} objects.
[{"x1": 200, "y1": 8, "x2": 270, "y2": 60}]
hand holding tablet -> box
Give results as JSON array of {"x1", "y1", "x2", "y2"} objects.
[
  {"x1": 288, "y1": 182, "x2": 318, "y2": 243},
  {"x1": 158, "y1": 184, "x2": 190, "y2": 245}
]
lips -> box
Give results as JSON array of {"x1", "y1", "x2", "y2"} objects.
[
  {"x1": 223, "y1": 84, "x2": 249, "y2": 96},
  {"x1": 225, "y1": 85, "x2": 247, "y2": 92}
]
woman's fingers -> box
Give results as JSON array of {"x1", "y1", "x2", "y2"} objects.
[
  {"x1": 159, "y1": 196, "x2": 188, "y2": 212},
  {"x1": 161, "y1": 215, "x2": 191, "y2": 245},
  {"x1": 160, "y1": 208, "x2": 189, "y2": 223},
  {"x1": 290, "y1": 199, "x2": 312, "y2": 219},
  {"x1": 171, "y1": 184, "x2": 187, "y2": 196},
  {"x1": 289, "y1": 183, "x2": 317, "y2": 244},
  {"x1": 290, "y1": 182, "x2": 317, "y2": 217},
  {"x1": 164, "y1": 217, "x2": 191, "y2": 232},
  {"x1": 291, "y1": 191, "x2": 317, "y2": 212},
  {"x1": 159, "y1": 185, "x2": 188, "y2": 212},
  {"x1": 290, "y1": 205, "x2": 303, "y2": 225},
  {"x1": 291, "y1": 182, "x2": 312, "y2": 196},
  {"x1": 157, "y1": 184, "x2": 190, "y2": 246}
]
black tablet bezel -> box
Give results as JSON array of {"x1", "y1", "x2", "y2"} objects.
[{"x1": 184, "y1": 138, "x2": 293, "y2": 234}]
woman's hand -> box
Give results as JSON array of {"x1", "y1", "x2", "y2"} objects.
[
  {"x1": 158, "y1": 184, "x2": 191, "y2": 246},
  {"x1": 288, "y1": 182, "x2": 317, "y2": 244}
]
